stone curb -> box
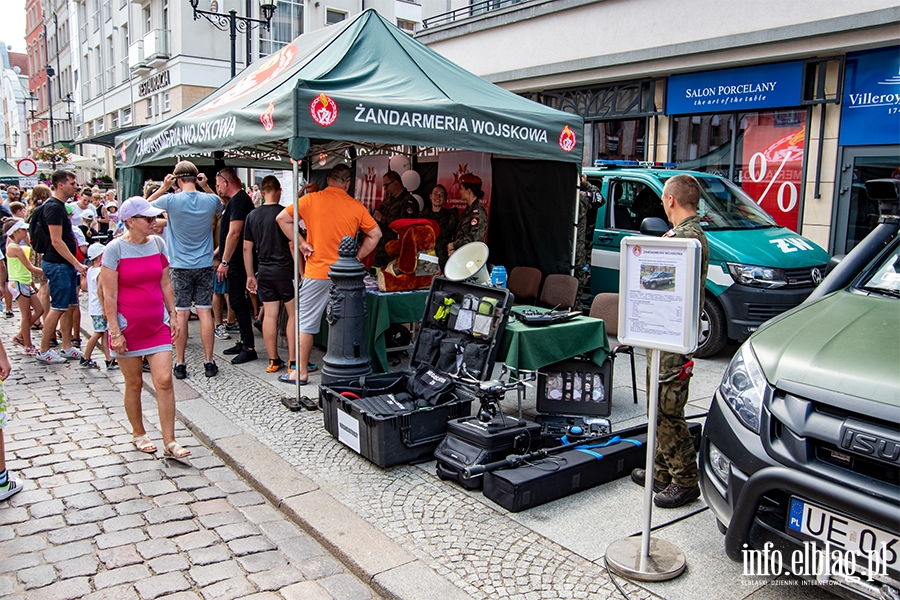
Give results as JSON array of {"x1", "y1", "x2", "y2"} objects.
[{"x1": 140, "y1": 371, "x2": 467, "y2": 600}]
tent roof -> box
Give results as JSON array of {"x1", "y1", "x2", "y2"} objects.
[
  {"x1": 116, "y1": 9, "x2": 583, "y2": 169},
  {"x1": 0, "y1": 159, "x2": 21, "y2": 179}
]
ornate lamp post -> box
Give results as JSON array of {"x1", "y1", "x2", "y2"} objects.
[
  {"x1": 27, "y1": 85, "x2": 76, "y2": 171},
  {"x1": 188, "y1": 0, "x2": 277, "y2": 78}
]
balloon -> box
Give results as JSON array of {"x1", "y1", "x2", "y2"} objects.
[
  {"x1": 412, "y1": 193, "x2": 424, "y2": 212},
  {"x1": 401, "y1": 170, "x2": 421, "y2": 192},
  {"x1": 389, "y1": 154, "x2": 410, "y2": 173}
]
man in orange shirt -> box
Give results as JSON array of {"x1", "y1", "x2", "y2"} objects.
[{"x1": 276, "y1": 164, "x2": 382, "y2": 384}]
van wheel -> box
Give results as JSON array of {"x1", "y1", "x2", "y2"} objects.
[{"x1": 696, "y1": 298, "x2": 727, "y2": 358}]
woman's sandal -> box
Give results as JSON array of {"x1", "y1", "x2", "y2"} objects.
[
  {"x1": 133, "y1": 435, "x2": 157, "y2": 454},
  {"x1": 164, "y1": 441, "x2": 191, "y2": 459}
]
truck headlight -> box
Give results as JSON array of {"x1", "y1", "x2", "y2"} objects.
[
  {"x1": 726, "y1": 263, "x2": 787, "y2": 288},
  {"x1": 719, "y1": 343, "x2": 768, "y2": 433}
]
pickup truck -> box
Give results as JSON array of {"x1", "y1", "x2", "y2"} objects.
[{"x1": 698, "y1": 179, "x2": 900, "y2": 599}]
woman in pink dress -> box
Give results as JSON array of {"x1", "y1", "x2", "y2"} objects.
[{"x1": 101, "y1": 197, "x2": 189, "y2": 459}]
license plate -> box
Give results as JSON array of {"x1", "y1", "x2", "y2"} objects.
[{"x1": 787, "y1": 497, "x2": 899, "y2": 573}]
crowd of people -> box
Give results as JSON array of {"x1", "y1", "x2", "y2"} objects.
[{"x1": 0, "y1": 161, "x2": 490, "y2": 463}]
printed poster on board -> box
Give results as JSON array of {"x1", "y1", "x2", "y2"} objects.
[
  {"x1": 437, "y1": 151, "x2": 492, "y2": 213},
  {"x1": 355, "y1": 155, "x2": 390, "y2": 212}
]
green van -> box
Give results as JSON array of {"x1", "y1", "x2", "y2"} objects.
[{"x1": 583, "y1": 162, "x2": 830, "y2": 357}]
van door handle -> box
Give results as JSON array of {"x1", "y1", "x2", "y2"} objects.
[{"x1": 596, "y1": 234, "x2": 614, "y2": 243}]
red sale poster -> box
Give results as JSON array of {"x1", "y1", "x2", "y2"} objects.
[{"x1": 740, "y1": 113, "x2": 805, "y2": 232}]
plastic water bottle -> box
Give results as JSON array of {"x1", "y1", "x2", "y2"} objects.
[{"x1": 491, "y1": 266, "x2": 508, "y2": 288}]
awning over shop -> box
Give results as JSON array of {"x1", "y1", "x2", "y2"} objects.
[
  {"x1": 115, "y1": 9, "x2": 583, "y2": 169},
  {"x1": 0, "y1": 159, "x2": 21, "y2": 183}
]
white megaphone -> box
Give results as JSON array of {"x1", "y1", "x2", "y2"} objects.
[{"x1": 444, "y1": 242, "x2": 491, "y2": 286}]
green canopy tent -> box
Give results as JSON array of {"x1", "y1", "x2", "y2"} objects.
[
  {"x1": 0, "y1": 159, "x2": 21, "y2": 185},
  {"x1": 116, "y1": 8, "x2": 584, "y2": 274}
]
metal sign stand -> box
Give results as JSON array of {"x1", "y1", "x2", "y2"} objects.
[
  {"x1": 605, "y1": 348, "x2": 686, "y2": 581},
  {"x1": 605, "y1": 235, "x2": 701, "y2": 582}
]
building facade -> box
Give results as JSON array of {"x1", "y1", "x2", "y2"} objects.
[
  {"x1": 57, "y1": 0, "x2": 436, "y2": 178},
  {"x1": 1, "y1": 46, "x2": 30, "y2": 162},
  {"x1": 416, "y1": 0, "x2": 900, "y2": 254}
]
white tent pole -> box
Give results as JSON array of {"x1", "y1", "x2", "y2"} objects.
[
  {"x1": 571, "y1": 170, "x2": 580, "y2": 277},
  {"x1": 293, "y1": 159, "x2": 301, "y2": 404}
]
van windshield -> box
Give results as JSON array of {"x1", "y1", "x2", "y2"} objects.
[{"x1": 661, "y1": 176, "x2": 778, "y2": 231}]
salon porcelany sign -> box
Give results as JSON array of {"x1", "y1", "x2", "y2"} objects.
[{"x1": 617, "y1": 237, "x2": 702, "y2": 354}]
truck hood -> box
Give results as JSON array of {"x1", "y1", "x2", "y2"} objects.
[
  {"x1": 709, "y1": 228, "x2": 830, "y2": 268},
  {"x1": 751, "y1": 291, "x2": 900, "y2": 407}
]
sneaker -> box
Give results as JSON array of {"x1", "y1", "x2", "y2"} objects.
[
  {"x1": 35, "y1": 350, "x2": 66, "y2": 364},
  {"x1": 204, "y1": 361, "x2": 219, "y2": 377},
  {"x1": 225, "y1": 322, "x2": 240, "y2": 331},
  {"x1": 106, "y1": 359, "x2": 119, "y2": 370},
  {"x1": 58, "y1": 347, "x2": 82, "y2": 360},
  {"x1": 173, "y1": 363, "x2": 188, "y2": 380},
  {"x1": 4, "y1": 311, "x2": 13, "y2": 319},
  {"x1": 0, "y1": 477, "x2": 22, "y2": 501},
  {"x1": 653, "y1": 482, "x2": 701, "y2": 509},
  {"x1": 223, "y1": 341, "x2": 243, "y2": 355},
  {"x1": 215, "y1": 325, "x2": 231, "y2": 340},
  {"x1": 231, "y1": 348, "x2": 258, "y2": 365},
  {"x1": 142, "y1": 358, "x2": 151, "y2": 373},
  {"x1": 79, "y1": 358, "x2": 100, "y2": 369},
  {"x1": 253, "y1": 319, "x2": 263, "y2": 333},
  {"x1": 630, "y1": 468, "x2": 670, "y2": 493},
  {"x1": 266, "y1": 358, "x2": 285, "y2": 373}
]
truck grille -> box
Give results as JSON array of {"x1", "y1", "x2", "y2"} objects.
[
  {"x1": 767, "y1": 388, "x2": 900, "y2": 490},
  {"x1": 783, "y1": 265, "x2": 826, "y2": 288}
]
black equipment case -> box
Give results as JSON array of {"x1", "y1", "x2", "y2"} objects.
[
  {"x1": 534, "y1": 356, "x2": 613, "y2": 442},
  {"x1": 320, "y1": 277, "x2": 514, "y2": 468},
  {"x1": 434, "y1": 414, "x2": 542, "y2": 490},
  {"x1": 482, "y1": 422, "x2": 701, "y2": 512}
]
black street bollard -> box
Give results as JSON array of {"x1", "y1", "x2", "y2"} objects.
[{"x1": 321, "y1": 236, "x2": 372, "y2": 384}]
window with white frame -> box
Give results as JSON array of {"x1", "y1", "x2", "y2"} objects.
[
  {"x1": 143, "y1": 7, "x2": 151, "y2": 34},
  {"x1": 259, "y1": 0, "x2": 303, "y2": 57},
  {"x1": 111, "y1": 111, "x2": 119, "y2": 129},
  {"x1": 146, "y1": 96, "x2": 153, "y2": 118},
  {"x1": 96, "y1": 117, "x2": 105, "y2": 133},
  {"x1": 397, "y1": 19, "x2": 415, "y2": 34},
  {"x1": 122, "y1": 106, "x2": 132, "y2": 125},
  {"x1": 326, "y1": 9, "x2": 346, "y2": 25},
  {"x1": 162, "y1": 91, "x2": 170, "y2": 113}
]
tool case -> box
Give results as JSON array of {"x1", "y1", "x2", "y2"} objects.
[
  {"x1": 320, "y1": 277, "x2": 514, "y2": 468},
  {"x1": 434, "y1": 413, "x2": 542, "y2": 490},
  {"x1": 534, "y1": 356, "x2": 613, "y2": 443},
  {"x1": 482, "y1": 422, "x2": 701, "y2": 512}
]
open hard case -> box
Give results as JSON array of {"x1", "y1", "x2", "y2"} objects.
[{"x1": 320, "y1": 277, "x2": 514, "y2": 468}]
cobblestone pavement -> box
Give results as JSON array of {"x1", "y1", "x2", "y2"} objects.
[
  {"x1": 171, "y1": 326, "x2": 658, "y2": 600},
  {"x1": 0, "y1": 315, "x2": 380, "y2": 600}
]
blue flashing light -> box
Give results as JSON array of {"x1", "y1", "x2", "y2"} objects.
[{"x1": 594, "y1": 159, "x2": 678, "y2": 169}]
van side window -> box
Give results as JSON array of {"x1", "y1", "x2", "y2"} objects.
[{"x1": 610, "y1": 181, "x2": 641, "y2": 231}]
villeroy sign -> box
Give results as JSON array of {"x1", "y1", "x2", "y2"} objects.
[{"x1": 840, "y1": 46, "x2": 900, "y2": 147}]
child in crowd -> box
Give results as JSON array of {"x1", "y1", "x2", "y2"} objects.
[
  {"x1": 80, "y1": 243, "x2": 115, "y2": 370},
  {"x1": 0, "y1": 337, "x2": 19, "y2": 501},
  {"x1": 4, "y1": 219, "x2": 44, "y2": 355}
]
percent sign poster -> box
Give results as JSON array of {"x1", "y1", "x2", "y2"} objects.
[{"x1": 740, "y1": 112, "x2": 805, "y2": 232}]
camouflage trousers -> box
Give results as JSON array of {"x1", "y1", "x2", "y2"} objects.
[{"x1": 646, "y1": 350, "x2": 699, "y2": 487}]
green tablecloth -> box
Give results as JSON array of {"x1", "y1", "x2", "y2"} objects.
[
  {"x1": 498, "y1": 307, "x2": 610, "y2": 372},
  {"x1": 314, "y1": 289, "x2": 429, "y2": 373}
]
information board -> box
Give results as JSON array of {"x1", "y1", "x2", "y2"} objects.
[{"x1": 617, "y1": 237, "x2": 702, "y2": 354}]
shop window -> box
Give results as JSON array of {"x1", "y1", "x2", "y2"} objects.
[
  {"x1": 592, "y1": 119, "x2": 646, "y2": 163},
  {"x1": 672, "y1": 110, "x2": 807, "y2": 232}
]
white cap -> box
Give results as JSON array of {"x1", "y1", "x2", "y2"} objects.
[
  {"x1": 87, "y1": 243, "x2": 106, "y2": 261},
  {"x1": 82, "y1": 207, "x2": 97, "y2": 220},
  {"x1": 5, "y1": 219, "x2": 28, "y2": 237},
  {"x1": 119, "y1": 197, "x2": 164, "y2": 221}
]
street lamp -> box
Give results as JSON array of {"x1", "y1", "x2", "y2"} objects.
[
  {"x1": 188, "y1": 0, "x2": 277, "y2": 78},
  {"x1": 27, "y1": 85, "x2": 76, "y2": 170}
]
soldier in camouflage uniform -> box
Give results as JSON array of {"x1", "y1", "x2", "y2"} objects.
[
  {"x1": 421, "y1": 184, "x2": 459, "y2": 269},
  {"x1": 632, "y1": 173, "x2": 709, "y2": 509},
  {"x1": 575, "y1": 173, "x2": 604, "y2": 306},
  {"x1": 448, "y1": 175, "x2": 488, "y2": 256},
  {"x1": 373, "y1": 170, "x2": 419, "y2": 268}
]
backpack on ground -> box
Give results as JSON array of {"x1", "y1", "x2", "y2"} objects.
[{"x1": 29, "y1": 203, "x2": 51, "y2": 254}]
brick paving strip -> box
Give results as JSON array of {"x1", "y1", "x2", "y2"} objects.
[
  {"x1": 164, "y1": 331, "x2": 660, "y2": 600},
  {"x1": 0, "y1": 317, "x2": 381, "y2": 600}
]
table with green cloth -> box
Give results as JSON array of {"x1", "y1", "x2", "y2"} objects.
[
  {"x1": 498, "y1": 306, "x2": 610, "y2": 372},
  {"x1": 314, "y1": 289, "x2": 429, "y2": 373}
]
